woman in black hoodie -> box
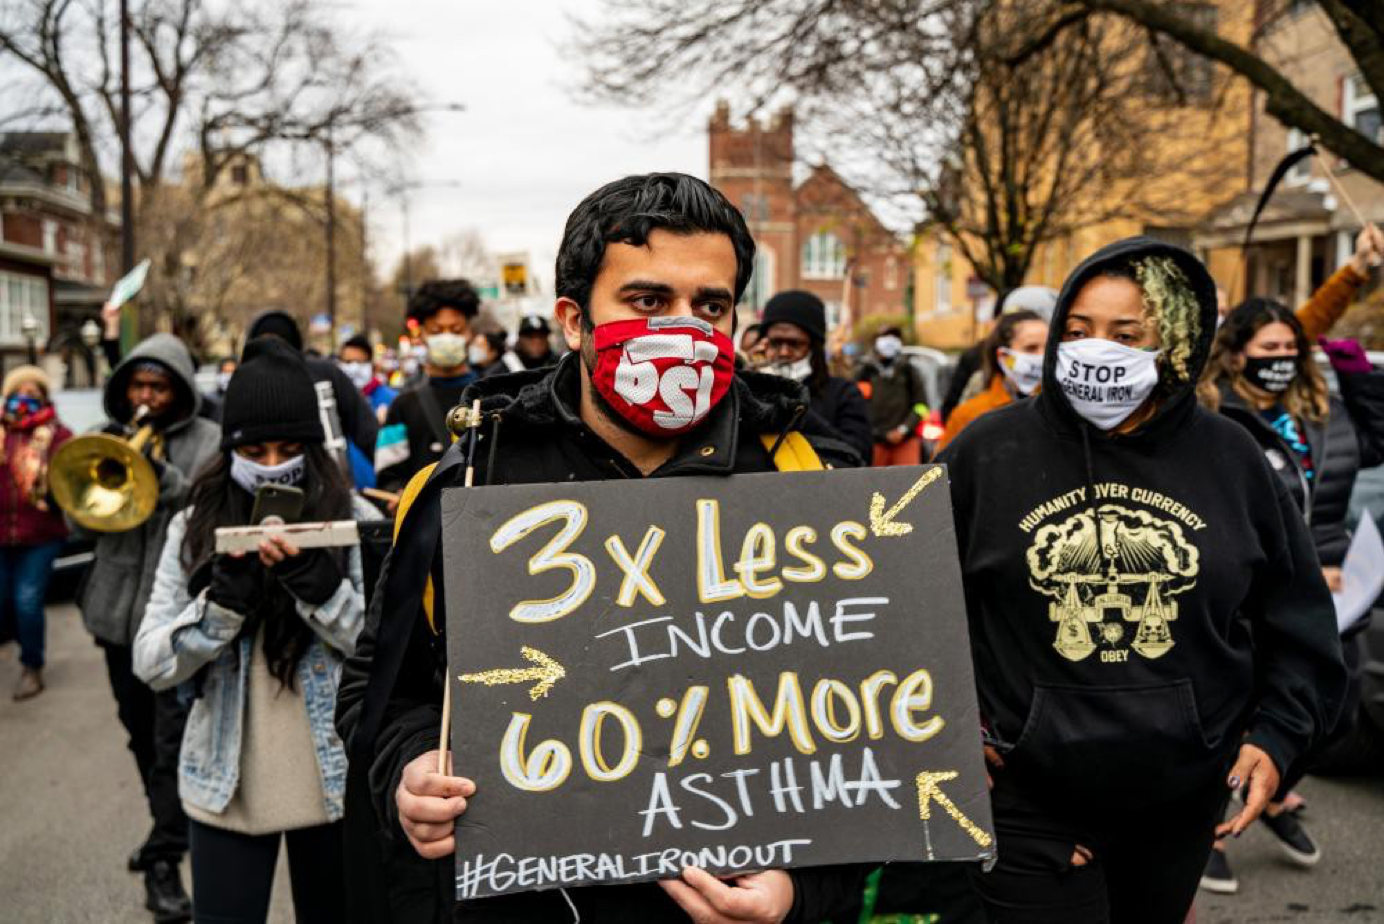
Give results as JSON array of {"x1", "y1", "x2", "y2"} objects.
[
  {"x1": 937, "y1": 238, "x2": 1345, "y2": 923},
  {"x1": 1197, "y1": 299, "x2": 1384, "y2": 882}
]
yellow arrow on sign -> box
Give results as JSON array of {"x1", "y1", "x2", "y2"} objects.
[
  {"x1": 869, "y1": 467, "x2": 945, "y2": 537},
  {"x1": 458, "y1": 646, "x2": 566, "y2": 701},
  {"x1": 915, "y1": 770, "x2": 993, "y2": 848}
]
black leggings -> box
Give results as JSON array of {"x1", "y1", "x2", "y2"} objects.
[
  {"x1": 969, "y1": 770, "x2": 1226, "y2": 924},
  {"x1": 189, "y1": 820, "x2": 346, "y2": 924}
]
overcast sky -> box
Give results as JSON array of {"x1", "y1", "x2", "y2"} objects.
[{"x1": 345, "y1": 0, "x2": 712, "y2": 292}]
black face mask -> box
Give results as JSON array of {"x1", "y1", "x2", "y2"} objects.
[{"x1": 1243, "y1": 355, "x2": 1297, "y2": 395}]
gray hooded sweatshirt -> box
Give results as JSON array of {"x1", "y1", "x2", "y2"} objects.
[{"x1": 76, "y1": 333, "x2": 221, "y2": 646}]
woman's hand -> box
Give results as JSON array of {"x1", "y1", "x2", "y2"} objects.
[
  {"x1": 257, "y1": 533, "x2": 301, "y2": 568},
  {"x1": 1322, "y1": 566, "x2": 1344, "y2": 594},
  {"x1": 1349, "y1": 223, "x2": 1383, "y2": 275},
  {"x1": 1217, "y1": 743, "x2": 1280, "y2": 839},
  {"x1": 659, "y1": 867, "x2": 793, "y2": 924}
]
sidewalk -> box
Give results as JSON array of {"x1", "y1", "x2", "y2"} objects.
[{"x1": 0, "y1": 603, "x2": 291, "y2": 923}]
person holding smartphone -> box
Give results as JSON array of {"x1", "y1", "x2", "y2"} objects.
[{"x1": 134, "y1": 337, "x2": 380, "y2": 924}]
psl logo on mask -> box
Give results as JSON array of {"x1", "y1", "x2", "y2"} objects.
[{"x1": 614, "y1": 334, "x2": 720, "y2": 430}]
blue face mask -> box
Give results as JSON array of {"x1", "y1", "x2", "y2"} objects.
[{"x1": 5, "y1": 395, "x2": 42, "y2": 418}]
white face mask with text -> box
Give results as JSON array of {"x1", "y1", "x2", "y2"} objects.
[
  {"x1": 230, "y1": 452, "x2": 306, "y2": 494},
  {"x1": 997, "y1": 347, "x2": 1043, "y2": 396},
  {"x1": 1055, "y1": 338, "x2": 1161, "y2": 430}
]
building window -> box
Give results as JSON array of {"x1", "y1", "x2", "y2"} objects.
[
  {"x1": 741, "y1": 194, "x2": 770, "y2": 223},
  {"x1": 884, "y1": 256, "x2": 898, "y2": 290},
  {"x1": 745, "y1": 248, "x2": 775, "y2": 312},
  {"x1": 1286, "y1": 128, "x2": 1312, "y2": 184},
  {"x1": 823, "y1": 300, "x2": 843, "y2": 331},
  {"x1": 1345, "y1": 74, "x2": 1381, "y2": 145},
  {"x1": 41, "y1": 220, "x2": 57, "y2": 254},
  {"x1": 801, "y1": 231, "x2": 846, "y2": 279},
  {"x1": 0, "y1": 271, "x2": 50, "y2": 345},
  {"x1": 231, "y1": 163, "x2": 250, "y2": 185},
  {"x1": 1144, "y1": 4, "x2": 1217, "y2": 105},
  {"x1": 935, "y1": 240, "x2": 953, "y2": 314}
]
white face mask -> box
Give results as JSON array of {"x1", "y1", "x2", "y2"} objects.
[
  {"x1": 339, "y1": 361, "x2": 374, "y2": 391},
  {"x1": 762, "y1": 356, "x2": 814, "y2": 383},
  {"x1": 1055, "y1": 339, "x2": 1161, "y2": 431},
  {"x1": 426, "y1": 332, "x2": 469, "y2": 368},
  {"x1": 997, "y1": 347, "x2": 1044, "y2": 396},
  {"x1": 875, "y1": 335, "x2": 902, "y2": 359},
  {"x1": 468, "y1": 341, "x2": 491, "y2": 367},
  {"x1": 230, "y1": 452, "x2": 306, "y2": 494},
  {"x1": 215, "y1": 372, "x2": 233, "y2": 393}
]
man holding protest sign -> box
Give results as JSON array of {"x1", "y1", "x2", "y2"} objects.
[{"x1": 337, "y1": 173, "x2": 902, "y2": 922}]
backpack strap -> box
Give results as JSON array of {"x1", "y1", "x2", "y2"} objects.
[
  {"x1": 394, "y1": 461, "x2": 440, "y2": 633},
  {"x1": 760, "y1": 431, "x2": 825, "y2": 472}
]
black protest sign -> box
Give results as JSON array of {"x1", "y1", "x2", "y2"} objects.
[{"x1": 441, "y1": 465, "x2": 993, "y2": 900}]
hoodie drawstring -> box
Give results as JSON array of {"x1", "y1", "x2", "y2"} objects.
[{"x1": 483, "y1": 412, "x2": 502, "y2": 485}]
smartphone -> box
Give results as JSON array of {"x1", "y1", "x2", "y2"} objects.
[{"x1": 250, "y1": 484, "x2": 305, "y2": 525}]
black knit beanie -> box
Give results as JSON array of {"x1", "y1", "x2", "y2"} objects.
[
  {"x1": 761, "y1": 290, "x2": 826, "y2": 343},
  {"x1": 246, "y1": 310, "x2": 304, "y2": 352},
  {"x1": 221, "y1": 337, "x2": 324, "y2": 449}
]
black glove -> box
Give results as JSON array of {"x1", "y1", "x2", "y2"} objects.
[
  {"x1": 208, "y1": 553, "x2": 265, "y2": 616},
  {"x1": 271, "y1": 548, "x2": 344, "y2": 606}
]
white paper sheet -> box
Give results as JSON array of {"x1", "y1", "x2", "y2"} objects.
[{"x1": 1333, "y1": 510, "x2": 1384, "y2": 634}]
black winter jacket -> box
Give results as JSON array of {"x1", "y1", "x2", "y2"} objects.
[
  {"x1": 938, "y1": 237, "x2": 1346, "y2": 810},
  {"x1": 807, "y1": 374, "x2": 874, "y2": 462},
  {"x1": 337, "y1": 355, "x2": 866, "y2": 924},
  {"x1": 1216, "y1": 372, "x2": 1384, "y2": 567}
]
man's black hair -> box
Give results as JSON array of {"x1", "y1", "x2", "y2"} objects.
[
  {"x1": 340, "y1": 334, "x2": 372, "y2": 356},
  {"x1": 555, "y1": 173, "x2": 756, "y2": 318},
  {"x1": 407, "y1": 279, "x2": 480, "y2": 324}
]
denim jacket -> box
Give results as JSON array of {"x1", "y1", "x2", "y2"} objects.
[{"x1": 133, "y1": 496, "x2": 379, "y2": 820}]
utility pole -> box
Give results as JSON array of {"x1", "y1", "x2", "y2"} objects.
[
  {"x1": 325, "y1": 121, "x2": 337, "y2": 332},
  {"x1": 119, "y1": 0, "x2": 135, "y2": 350}
]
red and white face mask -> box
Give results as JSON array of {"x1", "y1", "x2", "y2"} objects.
[{"x1": 590, "y1": 316, "x2": 735, "y2": 436}]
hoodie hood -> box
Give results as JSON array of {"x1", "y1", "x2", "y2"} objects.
[
  {"x1": 103, "y1": 333, "x2": 202, "y2": 432},
  {"x1": 1038, "y1": 236, "x2": 1217, "y2": 442}
]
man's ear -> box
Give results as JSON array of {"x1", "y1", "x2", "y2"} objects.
[{"x1": 554, "y1": 299, "x2": 584, "y2": 352}]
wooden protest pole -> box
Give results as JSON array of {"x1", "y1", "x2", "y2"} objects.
[{"x1": 439, "y1": 399, "x2": 484, "y2": 775}]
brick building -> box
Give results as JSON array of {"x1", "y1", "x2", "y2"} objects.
[
  {"x1": 708, "y1": 102, "x2": 909, "y2": 333},
  {"x1": 0, "y1": 131, "x2": 115, "y2": 382}
]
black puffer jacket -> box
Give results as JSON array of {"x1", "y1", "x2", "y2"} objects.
[
  {"x1": 337, "y1": 355, "x2": 865, "y2": 924},
  {"x1": 1217, "y1": 371, "x2": 1384, "y2": 566},
  {"x1": 807, "y1": 374, "x2": 873, "y2": 462}
]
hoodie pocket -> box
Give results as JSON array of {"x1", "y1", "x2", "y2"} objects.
[{"x1": 1008, "y1": 679, "x2": 1218, "y2": 807}]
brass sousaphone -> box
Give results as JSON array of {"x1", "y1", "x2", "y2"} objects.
[{"x1": 51, "y1": 406, "x2": 160, "y2": 532}]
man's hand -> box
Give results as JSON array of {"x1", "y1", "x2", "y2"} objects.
[
  {"x1": 1217, "y1": 743, "x2": 1280, "y2": 839},
  {"x1": 1322, "y1": 566, "x2": 1344, "y2": 594},
  {"x1": 659, "y1": 867, "x2": 793, "y2": 924},
  {"x1": 101, "y1": 300, "x2": 121, "y2": 339},
  {"x1": 886, "y1": 426, "x2": 906, "y2": 446},
  {"x1": 396, "y1": 750, "x2": 474, "y2": 860}
]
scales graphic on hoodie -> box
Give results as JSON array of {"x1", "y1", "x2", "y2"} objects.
[{"x1": 1019, "y1": 482, "x2": 1205, "y2": 663}]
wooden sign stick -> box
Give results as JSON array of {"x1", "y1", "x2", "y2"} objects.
[{"x1": 439, "y1": 399, "x2": 484, "y2": 775}]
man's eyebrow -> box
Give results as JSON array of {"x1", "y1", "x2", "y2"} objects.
[
  {"x1": 617, "y1": 280, "x2": 675, "y2": 295},
  {"x1": 694, "y1": 286, "x2": 734, "y2": 302}
]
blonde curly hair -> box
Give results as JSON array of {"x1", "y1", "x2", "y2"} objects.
[{"x1": 1134, "y1": 256, "x2": 1201, "y2": 385}]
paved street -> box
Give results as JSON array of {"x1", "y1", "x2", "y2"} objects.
[
  {"x1": 3, "y1": 603, "x2": 1382, "y2": 923},
  {"x1": 0, "y1": 604, "x2": 291, "y2": 924}
]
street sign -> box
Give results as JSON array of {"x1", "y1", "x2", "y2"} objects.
[
  {"x1": 108, "y1": 259, "x2": 151, "y2": 309},
  {"x1": 442, "y1": 466, "x2": 993, "y2": 900},
  {"x1": 501, "y1": 261, "x2": 527, "y2": 296}
]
